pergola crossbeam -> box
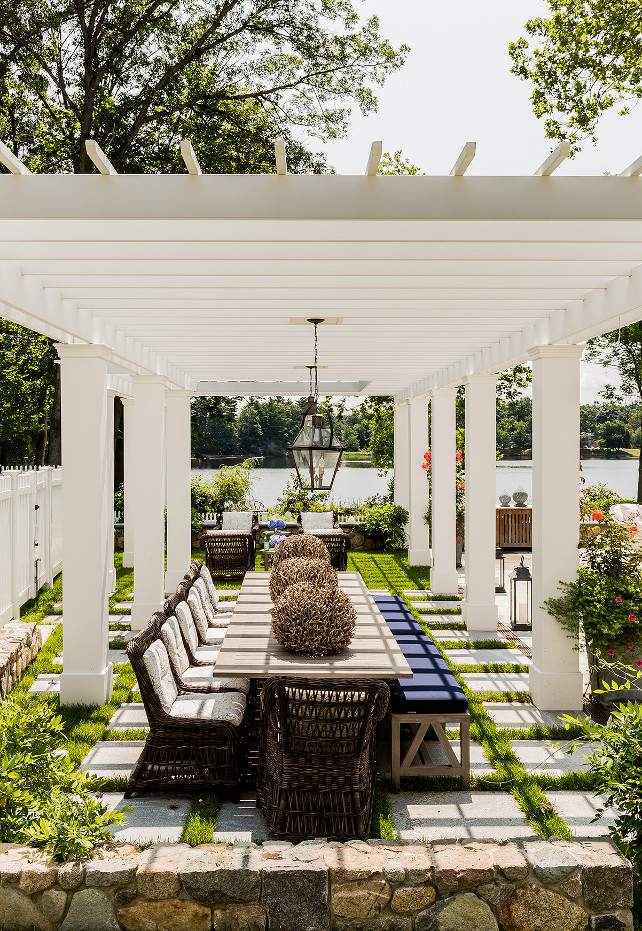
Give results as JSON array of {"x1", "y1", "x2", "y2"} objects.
[
  {"x1": 534, "y1": 142, "x2": 571, "y2": 177},
  {"x1": 85, "y1": 140, "x2": 117, "y2": 176},
  {"x1": 620, "y1": 154, "x2": 642, "y2": 177},
  {"x1": 366, "y1": 141, "x2": 383, "y2": 176},
  {"x1": 0, "y1": 141, "x2": 31, "y2": 175},
  {"x1": 274, "y1": 138, "x2": 287, "y2": 176},
  {"x1": 180, "y1": 140, "x2": 202, "y2": 176},
  {"x1": 450, "y1": 142, "x2": 476, "y2": 176}
]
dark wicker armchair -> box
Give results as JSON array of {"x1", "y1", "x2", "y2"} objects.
[
  {"x1": 296, "y1": 512, "x2": 349, "y2": 571},
  {"x1": 203, "y1": 512, "x2": 258, "y2": 578},
  {"x1": 257, "y1": 677, "x2": 389, "y2": 841},
  {"x1": 125, "y1": 614, "x2": 248, "y2": 799}
]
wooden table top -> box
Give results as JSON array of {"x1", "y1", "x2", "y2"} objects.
[{"x1": 212, "y1": 572, "x2": 413, "y2": 679}]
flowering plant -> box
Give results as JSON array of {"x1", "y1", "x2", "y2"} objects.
[{"x1": 422, "y1": 449, "x2": 465, "y2": 545}]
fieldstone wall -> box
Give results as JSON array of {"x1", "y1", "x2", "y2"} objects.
[
  {"x1": 0, "y1": 837, "x2": 633, "y2": 931},
  {"x1": 0, "y1": 621, "x2": 42, "y2": 699}
]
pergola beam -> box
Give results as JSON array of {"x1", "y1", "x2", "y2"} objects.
[
  {"x1": 620, "y1": 154, "x2": 642, "y2": 177},
  {"x1": 366, "y1": 141, "x2": 383, "y2": 176},
  {"x1": 180, "y1": 140, "x2": 202, "y2": 176},
  {"x1": 450, "y1": 142, "x2": 476, "y2": 176},
  {"x1": 197, "y1": 380, "x2": 370, "y2": 396},
  {"x1": 274, "y1": 138, "x2": 287, "y2": 176},
  {"x1": 0, "y1": 141, "x2": 30, "y2": 175},
  {"x1": 534, "y1": 142, "x2": 571, "y2": 177},
  {"x1": 85, "y1": 140, "x2": 117, "y2": 176}
]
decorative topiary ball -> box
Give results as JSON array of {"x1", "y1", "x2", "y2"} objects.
[
  {"x1": 272, "y1": 582, "x2": 356, "y2": 655},
  {"x1": 270, "y1": 533, "x2": 331, "y2": 570},
  {"x1": 269, "y1": 557, "x2": 337, "y2": 603},
  {"x1": 512, "y1": 487, "x2": 529, "y2": 507}
]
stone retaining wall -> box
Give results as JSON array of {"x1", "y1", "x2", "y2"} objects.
[
  {"x1": 0, "y1": 837, "x2": 633, "y2": 931},
  {"x1": 0, "y1": 621, "x2": 42, "y2": 699}
]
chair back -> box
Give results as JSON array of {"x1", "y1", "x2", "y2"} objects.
[
  {"x1": 127, "y1": 612, "x2": 170, "y2": 725},
  {"x1": 262, "y1": 678, "x2": 388, "y2": 758},
  {"x1": 298, "y1": 511, "x2": 337, "y2": 532}
]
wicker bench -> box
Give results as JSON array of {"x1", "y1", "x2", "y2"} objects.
[{"x1": 374, "y1": 596, "x2": 470, "y2": 791}]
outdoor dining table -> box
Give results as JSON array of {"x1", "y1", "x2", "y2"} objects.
[{"x1": 212, "y1": 571, "x2": 413, "y2": 679}]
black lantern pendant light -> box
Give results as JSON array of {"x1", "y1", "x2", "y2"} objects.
[{"x1": 288, "y1": 319, "x2": 343, "y2": 492}]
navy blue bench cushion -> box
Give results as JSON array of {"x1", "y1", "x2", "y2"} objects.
[{"x1": 375, "y1": 596, "x2": 469, "y2": 714}]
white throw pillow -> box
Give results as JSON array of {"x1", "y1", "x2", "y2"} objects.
[
  {"x1": 160, "y1": 616, "x2": 190, "y2": 676},
  {"x1": 221, "y1": 511, "x2": 253, "y2": 532},
  {"x1": 199, "y1": 566, "x2": 219, "y2": 607},
  {"x1": 194, "y1": 578, "x2": 217, "y2": 625},
  {"x1": 175, "y1": 601, "x2": 199, "y2": 654},
  {"x1": 301, "y1": 511, "x2": 334, "y2": 531},
  {"x1": 610, "y1": 504, "x2": 624, "y2": 523},
  {"x1": 142, "y1": 641, "x2": 178, "y2": 713},
  {"x1": 187, "y1": 589, "x2": 209, "y2": 641}
]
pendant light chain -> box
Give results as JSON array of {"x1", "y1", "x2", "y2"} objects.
[{"x1": 313, "y1": 320, "x2": 319, "y2": 399}]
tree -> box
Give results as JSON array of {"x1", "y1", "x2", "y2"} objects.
[
  {"x1": 584, "y1": 323, "x2": 642, "y2": 500},
  {"x1": 509, "y1": 1, "x2": 642, "y2": 150},
  {"x1": 601, "y1": 420, "x2": 631, "y2": 452},
  {"x1": 0, "y1": 0, "x2": 407, "y2": 174},
  {"x1": 236, "y1": 402, "x2": 263, "y2": 454},
  {"x1": 0, "y1": 321, "x2": 57, "y2": 465}
]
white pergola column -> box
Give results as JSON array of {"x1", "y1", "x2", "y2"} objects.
[
  {"x1": 131, "y1": 376, "x2": 167, "y2": 632},
  {"x1": 429, "y1": 388, "x2": 459, "y2": 594},
  {"x1": 165, "y1": 390, "x2": 193, "y2": 592},
  {"x1": 407, "y1": 397, "x2": 431, "y2": 566},
  {"x1": 529, "y1": 345, "x2": 584, "y2": 711},
  {"x1": 106, "y1": 390, "x2": 116, "y2": 595},
  {"x1": 57, "y1": 345, "x2": 113, "y2": 706},
  {"x1": 393, "y1": 401, "x2": 410, "y2": 511},
  {"x1": 462, "y1": 375, "x2": 498, "y2": 630},
  {"x1": 121, "y1": 397, "x2": 135, "y2": 568}
]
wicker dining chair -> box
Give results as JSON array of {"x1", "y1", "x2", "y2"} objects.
[
  {"x1": 257, "y1": 677, "x2": 389, "y2": 842},
  {"x1": 296, "y1": 513, "x2": 350, "y2": 571},
  {"x1": 125, "y1": 615, "x2": 249, "y2": 798},
  {"x1": 203, "y1": 530, "x2": 257, "y2": 578}
]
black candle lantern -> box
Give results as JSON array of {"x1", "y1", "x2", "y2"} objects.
[
  {"x1": 510, "y1": 556, "x2": 532, "y2": 631},
  {"x1": 495, "y1": 546, "x2": 506, "y2": 593}
]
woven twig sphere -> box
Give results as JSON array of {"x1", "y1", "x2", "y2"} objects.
[
  {"x1": 269, "y1": 557, "x2": 337, "y2": 602},
  {"x1": 272, "y1": 582, "x2": 356, "y2": 655},
  {"x1": 271, "y1": 533, "x2": 331, "y2": 570}
]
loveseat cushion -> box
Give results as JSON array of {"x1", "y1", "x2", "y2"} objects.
[{"x1": 169, "y1": 691, "x2": 246, "y2": 726}]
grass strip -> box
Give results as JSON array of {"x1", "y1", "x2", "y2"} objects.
[
  {"x1": 103, "y1": 728, "x2": 150, "y2": 741},
  {"x1": 19, "y1": 573, "x2": 63, "y2": 624},
  {"x1": 370, "y1": 782, "x2": 396, "y2": 840},
  {"x1": 347, "y1": 551, "x2": 430, "y2": 595},
  {"x1": 435, "y1": 639, "x2": 515, "y2": 651},
  {"x1": 181, "y1": 794, "x2": 221, "y2": 845},
  {"x1": 416, "y1": 608, "x2": 462, "y2": 615},
  {"x1": 449, "y1": 663, "x2": 530, "y2": 674}
]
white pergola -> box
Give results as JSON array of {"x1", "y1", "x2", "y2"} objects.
[{"x1": 3, "y1": 139, "x2": 642, "y2": 711}]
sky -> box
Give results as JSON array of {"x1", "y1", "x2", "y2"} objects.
[{"x1": 304, "y1": 0, "x2": 642, "y2": 404}]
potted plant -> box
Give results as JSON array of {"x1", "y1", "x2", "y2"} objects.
[
  {"x1": 544, "y1": 513, "x2": 642, "y2": 704},
  {"x1": 422, "y1": 449, "x2": 465, "y2": 567}
]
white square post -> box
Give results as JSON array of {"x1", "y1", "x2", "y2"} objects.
[
  {"x1": 529, "y1": 345, "x2": 584, "y2": 710},
  {"x1": 106, "y1": 390, "x2": 116, "y2": 596},
  {"x1": 165, "y1": 389, "x2": 193, "y2": 591},
  {"x1": 462, "y1": 375, "x2": 498, "y2": 630},
  {"x1": 393, "y1": 401, "x2": 410, "y2": 511},
  {"x1": 130, "y1": 376, "x2": 167, "y2": 631},
  {"x1": 121, "y1": 397, "x2": 135, "y2": 568},
  {"x1": 57, "y1": 345, "x2": 113, "y2": 706},
  {"x1": 407, "y1": 396, "x2": 431, "y2": 566},
  {"x1": 429, "y1": 388, "x2": 459, "y2": 594}
]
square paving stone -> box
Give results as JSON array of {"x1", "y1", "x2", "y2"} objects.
[
  {"x1": 102, "y1": 793, "x2": 190, "y2": 844},
  {"x1": 484, "y1": 703, "x2": 583, "y2": 730},
  {"x1": 445, "y1": 648, "x2": 530, "y2": 666},
  {"x1": 212, "y1": 792, "x2": 269, "y2": 843},
  {"x1": 53, "y1": 649, "x2": 128, "y2": 667},
  {"x1": 511, "y1": 740, "x2": 600, "y2": 776},
  {"x1": 546, "y1": 792, "x2": 619, "y2": 838},
  {"x1": 430, "y1": 629, "x2": 503, "y2": 643},
  {"x1": 462, "y1": 672, "x2": 530, "y2": 693},
  {"x1": 108, "y1": 704, "x2": 149, "y2": 730},
  {"x1": 28, "y1": 674, "x2": 60, "y2": 694},
  {"x1": 81, "y1": 741, "x2": 145, "y2": 779},
  {"x1": 389, "y1": 792, "x2": 536, "y2": 842},
  {"x1": 412, "y1": 600, "x2": 462, "y2": 611},
  {"x1": 38, "y1": 625, "x2": 58, "y2": 646}
]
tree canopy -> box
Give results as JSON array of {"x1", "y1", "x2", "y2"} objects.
[
  {"x1": 0, "y1": 0, "x2": 407, "y2": 173},
  {"x1": 509, "y1": 0, "x2": 642, "y2": 150}
]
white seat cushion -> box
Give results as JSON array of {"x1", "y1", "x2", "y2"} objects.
[
  {"x1": 175, "y1": 601, "x2": 199, "y2": 654},
  {"x1": 194, "y1": 645, "x2": 221, "y2": 663},
  {"x1": 169, "y1": 691, "x2": 246, "y2": 726},
  {"x1": 194, "y1": 578, "x2": 218, "y2": 626},
  {"x1": 204, "y1": 628, "x2": 226, "y2": 644},
  {"x1": 142, "y1": 641, "x2": 178, "y2": 713},
  {"x1": 199, "y1": 565, "x2": 220, "y2": 608},
  {"x1": 180, "y1": 668, "x2": 251, "y2": 693},
  {"x1": 160, "y1": 616, "x2": 190, "y2": 676},
  {"x1": 301, "y1": 511, "x2": 334, "y2": 531},
  {"x1": 187, "y1": 589, "x2": 210, "y2": 641},
  {"x1": 221, "y1": 511, "x2": 253, "y2": 532}
]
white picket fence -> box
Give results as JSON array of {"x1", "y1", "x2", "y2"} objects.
[{"x1": 0, "y1": 467, "x2": 63, "y2": 625}]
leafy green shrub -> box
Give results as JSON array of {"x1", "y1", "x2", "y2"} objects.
[
  {"x1": 0, "y1": 697, "x2": 126, "y2": 859},
  {"x1": 545, "y1": 520, "x2": 642, "y2": 657},
  {"x1": 275, "y1": 475, "x2": 329, "y2": 515},
  {"x1": 361, "y1": 502, "x2": 409, "y2": 550},
  {"x1": 113, "y1": 483, "x2": 124, "y2": 516},
  {"x1": 579, "y1": 482, "x2": 625, "y2": 520},
  {"x1": 191, "y1": 459, "x2": 256, "y2": 515}
]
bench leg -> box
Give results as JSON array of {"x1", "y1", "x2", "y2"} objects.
[
  {"x1": 391, "y1": 715, "x2": 401, "y2": 793},
  {"x1": 460, "y1": 717, "x2": 471, "y2": 789}
]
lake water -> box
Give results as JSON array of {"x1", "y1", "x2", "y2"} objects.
[{"x1": 193, "y1": 457, "x2": 641, "y2": 507}]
